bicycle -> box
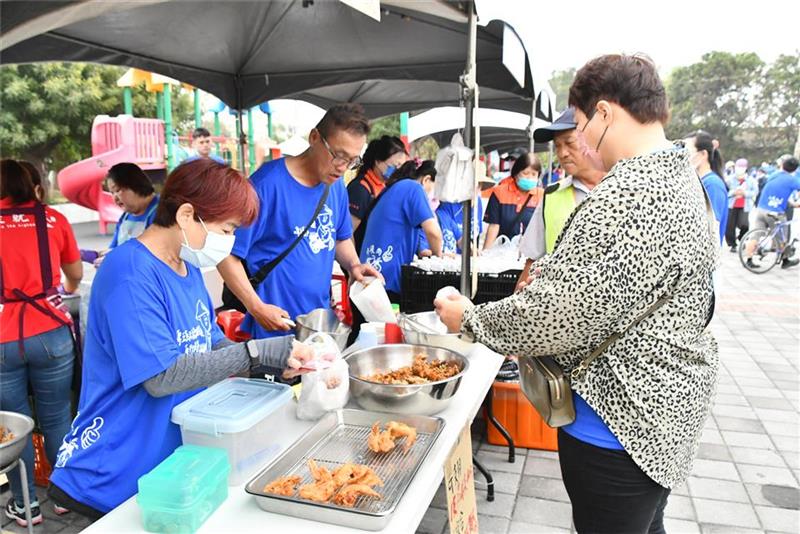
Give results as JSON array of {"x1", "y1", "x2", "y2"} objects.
[{"x1": 738, "y1": 216, "x2": 798, "y2": 274}]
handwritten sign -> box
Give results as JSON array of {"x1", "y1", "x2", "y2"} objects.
[{"x1": 444, "y1": 425, "x2": 479, "y2": 534}]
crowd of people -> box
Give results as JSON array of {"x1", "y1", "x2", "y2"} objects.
[{"x1": 1, "y1": 51, "x2": 798, "y2": 533}]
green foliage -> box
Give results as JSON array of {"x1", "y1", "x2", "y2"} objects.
[
  {"x1": 666, "y1": 51, "x2": 799, "y2": 163},
  {"x1": 368, "y1": 114, "x2": 401, "y2": 140},
  {"x1": 548, "y1": 67, "x2": 576, "y2": 112},
  {"x1": 0, "y1": 62, "x2": 194, "y2": 172}
]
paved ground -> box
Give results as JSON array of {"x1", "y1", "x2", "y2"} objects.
[{"x1": 2, "y1": 226, "x2": 798, "y2": 534}]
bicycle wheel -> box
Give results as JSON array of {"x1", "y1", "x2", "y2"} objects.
[{"x1": 739, "y1": 228, "x2": 781, "y2": 274}]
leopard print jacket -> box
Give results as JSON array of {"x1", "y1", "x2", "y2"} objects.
[{"x1": 463, "y1": 145, "x2": 719, "y2": 488}]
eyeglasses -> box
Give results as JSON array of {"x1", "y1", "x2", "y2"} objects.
[{"x1": 320, "y1": 133, "x2": 362, "y2": 171}]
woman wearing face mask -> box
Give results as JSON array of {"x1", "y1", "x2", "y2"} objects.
[
  {"x1": 436, "y1": 54, "x2": 718, "y2": 534},
  {"x1": 47, "y1": 160, "x2": 313, "y2": 522},
  {"x1": 482, "y1": 151, "x2": 543, "y2": 250},
  {"x1": 347, "y1": 135, "x2": 408, "y2": 232},
  {"x1": 724, "y1": 158, "x2": 758, "y2": 252},
  {"x1": 685, "y1": 130, "x2": 729, "y2": 245}
]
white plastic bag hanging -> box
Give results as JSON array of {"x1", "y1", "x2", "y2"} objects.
[
  {"x1": 296, "y1": 333, "x2": 349, "y2": 420},
  {"x1": 434, "y1": 132, "x2": 475, "y2": 203}
]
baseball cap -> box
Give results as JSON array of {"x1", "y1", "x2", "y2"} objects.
[{"x1": 533, "y1": 108, "x2": 577, "y2": 143}]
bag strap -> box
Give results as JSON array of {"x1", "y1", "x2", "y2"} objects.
[
  {"x1": 571, "y1": 179, "x2": 718, "y2": 381},
  {"x1": 248, "y1": 184, "x2": 330, "y2": 289}
]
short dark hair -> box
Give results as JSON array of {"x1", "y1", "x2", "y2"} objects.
[
  {"x1": 569, "y1": 54, "x2": 670, "y2": 125},
  {"x1": 510, "y1": 152, "x2": 542, "y2": 178},
  {"x1": 0, "y1": 159, "x2": 36, "y2": 205},
  {"x1": 106, "y1": 163, "x2": 155, "y2": 197},
  {"x1": 315, "y1": 103, "x2": 370, "y2": 139},
  {"x1": 192, "y1": 127, "x2": 211, "y2": 139},
  {"x1": 153, "y1": 159, "x2": 258, "y2": 228},
  {"x1": 359, "y1": 135, "x2": 406, "y2": 176},
  {"x1": 416, "y1": 160, "x2": 437, "y2": 181},
  {"x1": 783, "y1": 156, "x2": 799, "y2": 173}
]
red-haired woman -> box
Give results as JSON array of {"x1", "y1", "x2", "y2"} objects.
[{"x1": 48, "y1": 160, "x2": 313, "y2": 521}]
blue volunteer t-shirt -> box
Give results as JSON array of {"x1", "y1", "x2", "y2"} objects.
[
  {"x1": 561, "y1": 392, "x2": 625, "y2": 450},
  {"x1": 109, "y1": 195, "x2": 159, "y2": 248},
  {"x1": 701, "y1": 172, "x2": 729, "y2": 245},
  {"x1": 50, "y1": 240, "x2": 224, "y2": 513},
  {"x1": 436, "y1": 200, "x2": 484, "y2": 254},
  {"x1": 360, "y1": 180, "x2": 434, "y2": 294},
  {"x1": 757, "y1": 171, "x2": 800, "y2": 213},
  {"x1": 232, "y1": 158, "x2": 352, "y2": 338}
]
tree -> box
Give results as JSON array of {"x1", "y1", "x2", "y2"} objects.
[
  {"x1": 0, "y1": 62, "x2": 193, "y2": 173},
  {"x1": 368, "y1": 114, "x2": 401, "y2": 140},
  {"x1": 548, "y1": 68, "x2": 576, "y2": 113},
  {"x1": 756, "y1": 53, "x2": 800, "y2": 159},
  {"x1": 665, "y1": 51, "x2": 765, "y2": 162}
]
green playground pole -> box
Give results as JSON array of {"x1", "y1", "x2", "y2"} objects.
[
  {"x1": 248, "y1": 108, "x2": 256, "y2": 172},
  {"x1": 164, "y1": 84, "x2": 175, "y2": 170},
  {"x1": 123, "y1": 87, "x2": 133, "y2": 115},
  {"x1": 235, "y1": 111, "x2": 243, "y2": 171},
  {"x1": 400, "y1": 111, "x2": 409, "y2": 150},
  {"x1": 194, "y1": 88, "x2": 201, "y2": 128},
  {"x1": 156, "y1": 92, "x2": 164, "y2": 120},
  {"x1": 213, "y1": 111, "x2": 221, "y2": 157},
  {"x1": 266, "y1": 111, "x2": 273, "y2": 161}
]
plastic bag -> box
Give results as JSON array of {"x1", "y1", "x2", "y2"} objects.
[
  {"x1": 296, "y1": 333, "x2": 350, "y2": 420},
  {"x1": 434, "y1": 133, "x2": 475, "y2": 203}
]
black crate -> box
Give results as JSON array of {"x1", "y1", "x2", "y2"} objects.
[{"x1": 400, "y1": 265, "x2": 521, "y2": 314}]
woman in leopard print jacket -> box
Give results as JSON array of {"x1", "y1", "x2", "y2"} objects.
[{"x1": 437, "y1": 54, "x2": 719, "y2": 534}]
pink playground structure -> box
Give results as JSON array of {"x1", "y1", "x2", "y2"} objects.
[{"x1": 57, "y1": 115, "x2": 166, "y2": 234}]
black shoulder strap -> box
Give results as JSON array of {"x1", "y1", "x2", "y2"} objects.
[
  {"x1": 248, "y1": 184, "x2": 330, "y2": 289},
  {"x1": 0, "y1": 203, "x2": 53, "y2": 291}
]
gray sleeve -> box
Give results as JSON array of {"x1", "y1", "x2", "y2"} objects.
[
  {"x1": 518, "y1": 203, "x2": 546, "y2": 261},
  {"x1": 143, "y1": 336, "x2": 294, "y2": 397}
]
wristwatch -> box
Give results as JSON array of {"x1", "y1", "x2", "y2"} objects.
[{"x1": 245, "y1": 339, "x2": 260, "y2": 370}]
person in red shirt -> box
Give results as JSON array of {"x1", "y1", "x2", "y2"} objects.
[{"x1": 1, "y1": 159, "x2": 83, "y2": 527}]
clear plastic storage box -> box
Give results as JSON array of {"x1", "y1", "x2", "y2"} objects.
[
  {"x1": 137, "y1": 445, "x2": 229, "y2": 533},
  {"x1": 171, "y1": 377, "x2": 294, "y2": 485}
]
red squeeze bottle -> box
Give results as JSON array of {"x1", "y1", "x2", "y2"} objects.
[{"x1": 384, "y1": 323, "x2": 404, "y2": 344}]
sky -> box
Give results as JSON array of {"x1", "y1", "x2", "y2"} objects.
[{"x1": 476, "y1": 0, "x2": 800, "y2": 99}]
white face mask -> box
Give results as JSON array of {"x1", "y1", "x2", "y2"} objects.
[{"x1": 179, "y1": 217, "x2": 235, "y2": 268}]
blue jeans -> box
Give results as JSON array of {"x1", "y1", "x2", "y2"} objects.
[{"x1": 0, "y1": 326, "x2": 75, "y2": 507}]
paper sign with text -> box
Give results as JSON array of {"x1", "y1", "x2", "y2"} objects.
[{"x1": 445, "y1": 425, "x2": 479, "y2": 534}]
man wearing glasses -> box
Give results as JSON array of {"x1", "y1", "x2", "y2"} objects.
[{"x1": 218, "y1": 103, "x2": 381, "y2": 338}]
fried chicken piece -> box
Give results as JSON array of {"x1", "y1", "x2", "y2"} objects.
[
  {"x1": 263, "y1": 475, "x2": 302, "y2": 496},
  {"x1": 386, "y1": 421, "x2": 418, "y2": 452},
  {"x1": 298, "y1": 480, "x2": 336, "y2": 502},
  {"x1": 332, "y1": 484, "x2": 382, "y2": 507},
  {"x1": 360, "y1": 353, "x2": 459, "y2": 384},
  {"x1": 368, "y1": 422, "x2": 396, "y2": 453},
  {"x1": 332, "y1": 463, "x2": 383, "y2": 488},
  {"x1": 307, "y1": 458, "x2": 332, "y2": 482}
]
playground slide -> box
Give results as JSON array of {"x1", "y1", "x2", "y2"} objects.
[
  {"x1": 57, "y1": 149, "x2": 125, "y2": 234},
  {"x1": 57, "y1": 115, "x2": 166, "y2": 234}
]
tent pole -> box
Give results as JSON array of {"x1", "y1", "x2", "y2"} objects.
[
  {"x1": 459, "y1": 0, "x2": 477, "y2": 297},
  {"x1": 235, "y1": 76, "x2": 246, "y2": 174}
]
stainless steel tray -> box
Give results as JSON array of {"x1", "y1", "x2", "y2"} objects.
[{"x1": 245, "y1": 409, "x2": 445, "y2": 531}]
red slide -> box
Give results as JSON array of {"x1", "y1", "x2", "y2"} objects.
[{"x1": 57, "y1": 115, "x2": 166, "y2": 234}]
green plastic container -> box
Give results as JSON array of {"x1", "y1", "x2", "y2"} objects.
[{"x1": 137, "y1": 445, "x2": 230, "y2": 533}]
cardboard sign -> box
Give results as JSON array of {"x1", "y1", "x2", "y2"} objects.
[{"x1": 444, "y1": 425, "x2": 479, "y2": 534}]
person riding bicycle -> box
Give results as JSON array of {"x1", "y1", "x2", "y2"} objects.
[{"x1": 745, "y1": 156, "x2": 800, "y2": 269}]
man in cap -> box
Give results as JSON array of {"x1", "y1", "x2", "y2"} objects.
[{"x1": 515, "y1": 108, "x2": 605, "y2": 290}]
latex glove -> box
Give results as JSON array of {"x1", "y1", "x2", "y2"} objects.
[
  {"x1": 283, "y1": 342, "x2": 315, "y2": 379},
  {"x1": 434, "y1": 294, "x2": 473, "y2": 333},
  {"x1": 251, "y1": 301, "x2": 292, "y2": 332}
]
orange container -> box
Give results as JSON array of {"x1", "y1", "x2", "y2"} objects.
[
  {"x1": 33, "y1": 432, "x2": 52, "y2": 487},
  {"x1": 486, "y1": 381, "x2": 558, "y2": 451}
]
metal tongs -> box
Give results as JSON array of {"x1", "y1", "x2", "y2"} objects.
[{"x1": 398, "y1": 313, "x2": 439, "y2": 335}]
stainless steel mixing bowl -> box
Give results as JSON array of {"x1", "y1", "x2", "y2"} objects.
[
  {"x1": 398, "y1": 311, "x2": 475, "y2": 355},
  {"x1": 0, "y1": 411, "x2": 35, "y2": 468},
  {"x1": 295, "y1": 308, "x2": 351, "y2": 351},
  {"x1": 345, "y1": 344, "x2": 469, "y2": 415}
]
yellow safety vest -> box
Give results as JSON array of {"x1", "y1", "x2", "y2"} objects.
[{"x1": 543, "y1": 183, "x2": 578, "y2": 254}]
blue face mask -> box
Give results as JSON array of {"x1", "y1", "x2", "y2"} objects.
[
  {"x1": 382, "y1": 164, "x2": 397, "y2": 179},
  {"x1": 517, "y1": 177, "x2": 538, "y2": 191}
]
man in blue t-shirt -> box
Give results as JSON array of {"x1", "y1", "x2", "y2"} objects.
[
  {"x1": 182, "y1": 127, "x2": 226, "y2": 165},
  {"x1": 218, "y1": 104, "x2": 381, "y2": 338},
  {"x1": 748, "y1": 156, "x2": 800, "y2": 269}
]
